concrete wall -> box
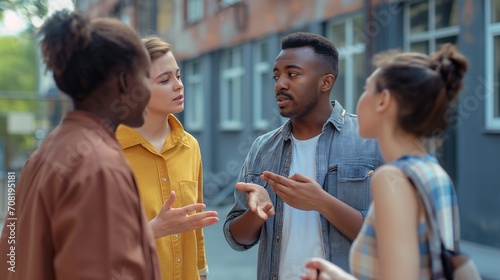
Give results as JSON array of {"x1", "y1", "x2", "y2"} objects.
[{"x1": 163, "y1": 0, "x2": 367, "y2": 60}]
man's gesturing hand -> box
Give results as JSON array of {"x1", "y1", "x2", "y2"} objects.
[
  {"x1": 236, "y1": 182, "x2": 275, "y2": 221},
  {"x1": 261, "y1": 171, "x2": 326, "y2": 211}
]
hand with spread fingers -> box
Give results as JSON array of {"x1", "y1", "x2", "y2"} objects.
[
  {"x1": 261, "y1": 171, "x2": 326, "y2": 211},
  {"x1": 235, "y1": 182, "x2": 275, "y2": 221},
  {"x1": 301, "y1": 258, "x2": 356, "y2": 280},
  {"x1": 149, "y1": 191, "x2": 219, "y2": 238}
]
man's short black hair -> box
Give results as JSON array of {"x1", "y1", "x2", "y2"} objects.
[{"x1": 281, "y1": 32, "x2": 339, "y2": 77}]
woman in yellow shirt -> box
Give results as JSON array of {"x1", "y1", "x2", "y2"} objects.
[{"x1": 116, "y1": 36, "x2": 219, "y2": 280}]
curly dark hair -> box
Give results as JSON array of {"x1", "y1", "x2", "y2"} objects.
[{"x1": 38, "y1": 10, "x2": 145, "y2": 101}]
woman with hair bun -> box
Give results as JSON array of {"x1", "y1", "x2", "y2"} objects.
[
  {"x1": 302, "y1": 44, "x2": 469, "y2": 280},
  {"x1": 0, "y1": 10, "x2": 160, "y2": 280}
]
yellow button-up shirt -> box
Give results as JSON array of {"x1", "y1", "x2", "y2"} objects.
[{"x1": 116, "y1": 114, "x2": 207, "y2": 280}]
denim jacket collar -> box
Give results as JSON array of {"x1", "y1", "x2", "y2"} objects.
[{"x1": 281, "y1": 100, "x2": 347, "y2": 141}]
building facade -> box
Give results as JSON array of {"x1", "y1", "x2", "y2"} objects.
[{"x1": 76, "y1": 0, "x2": 500, "y2": 249}]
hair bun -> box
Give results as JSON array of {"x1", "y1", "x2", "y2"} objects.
[
  {"x1": 430, "y1": 43, "x2": 469, "y2": 102},
  {"x1": 39, "y1": 10, "x2": 91, "y2": 75}
]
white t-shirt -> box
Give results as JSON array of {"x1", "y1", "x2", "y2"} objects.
[{"x1": 278, "y1": 134, "x2": 325, "y2": 280}]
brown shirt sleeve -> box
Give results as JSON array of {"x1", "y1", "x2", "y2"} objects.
[{"x1": 49, "y1": 166, "x2": 154, "y2": 280}]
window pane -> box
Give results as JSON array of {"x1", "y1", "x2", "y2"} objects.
[
  {"x1": 187, "y1": 0, "x2": 203, "y2": 23},
  {"x1": 223, "y1": 0, "x2": 239, "y2": 6},
  {"x1": 492, "y1": 0, "x2": 500, "y2": 23},
  {"x1": 353, "y1": 14, "x2": 365, "y2": 45},
  {"x1": 435, "y1": 0, "x2": 457, "y2": 28},
  {"x1": 330, "y1": 22, "x2": 346, "y2": 48},
  {"x1": 353, "y1": 53, "x2": 365, "y2": 109},
  {"x1": 194, "y1": 83, "x2": 202, "y2": 115},
  {"x1": 221, "y1": 47, "x2": 243, "y2": 128},
  {"x1": 436, "y1": 35, "x2": 458, "y2": 47},
  {"x1": 255, "y1": 73, "x2": 270, "y2": 114},
  {"x1": 186, "y1": 95, "x2": 196, "y2": 124},
  {"x1": 494, "y1": 36, "x2": 500, "y2": 117},
  {"x1": 184, "y1": 84, "x2": 196, "y2": 122},
  {"x1": 259, "y1": 42, "x2": 268, "y2": 62},
  {"x1": 232, "y1": 48, "x2": 242, "y2": 68},
  {"x1": 226, "y1": 51, "x2": 233, "y2": 68},
  {"x1": 195, "y1": 85, "x2": 202, "y2": 115},
  {"x1": 227, "y1": 79, "x2": 234, "y2": 120},
  {"x1": 192, "y1": 60, "x2": 200, "y2": 75},
  {"x1": 410, "y1": 41, "x2": 429, "y2": 54},
  {"x1": 258, "y1": 72, "x2": 268, "y2": 122},
  {"x1": 331, "y1": 59, "x2": 345, "y2": 106},
  {"x1": 232, "y1": 77, "x2": 242, "y2": 121},
  {"x1": 410, "y1": 1, "x2": 429, "y2": 34},
  {"x1": 260, "y1": 71, "x2": 270, "y2": 104}
]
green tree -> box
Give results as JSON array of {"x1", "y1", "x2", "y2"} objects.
[
  {"x1": 0, "y1": 35, "x2": 36, "y2": 90},
  {"x1": 0, "y1": 34, "x2": 38, "y2": 171},
  {"x1": 0, "y1": 35, "x2": 37, "y2": 112}
]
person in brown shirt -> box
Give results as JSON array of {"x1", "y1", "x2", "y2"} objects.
[{"x1": 0, "y1": 10, "x2": 160, "y2": 280}]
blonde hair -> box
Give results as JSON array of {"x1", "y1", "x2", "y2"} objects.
[{"x1": 142, "y1": 36, "x2": 171, "y2": 62}]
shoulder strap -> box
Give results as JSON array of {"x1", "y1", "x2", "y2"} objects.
[
  {"x1": 391, "y1": 159, "x2": 460, "y2": 279},
  {"x1": 395, "y1": 159, "x2": 460, "y2": 249}
]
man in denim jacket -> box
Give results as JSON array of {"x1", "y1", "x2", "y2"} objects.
[{"x1": 223, "y1": 32, "x2": 383, "y2": 280}]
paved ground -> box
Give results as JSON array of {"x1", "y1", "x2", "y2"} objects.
[
  {"x1": 204, "y1": 203, "x2": 258, "y2": 280},
  {"x1": 204, "y1": 203, "x2": 500, "y2": 280},
  {"x1": 0, "y1": 201, "x2": 498, "y2": 279},
  {"x1": 461, "y1": 240, "x2": 500, "y2": 280}
]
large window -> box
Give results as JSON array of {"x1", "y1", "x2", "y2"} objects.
[
  {"x1": 405, "y1": 0, "x2": 459, "y2": 53},
  {"x1": 252, "y1": 40, "x2": 270, "y2": 130},
  {"x1": 184, "y1": 58, "x2": 204, "y2": 131},
  {"x1": 186, "y1": 0, "x2": 203, "y2": 23},
  {"x1": 406, "y1": 0, "x2": 460, "y2": 178},
  {"x1": 487, "y1": 0, "x2": 500, "y2": 130},
  {"x1": 326, "y1": 14, "x2": 366, "y2": 113},
  {"x1": 220, "y1": 47, "x2": 244, "y2": 130},
  {"x1": 221, "y1": 0, "x2": 240, "y2": 6}
]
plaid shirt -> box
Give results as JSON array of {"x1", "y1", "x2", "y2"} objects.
[{"x1": 350, "y1": 155, "x2": 458, "y2": 280}]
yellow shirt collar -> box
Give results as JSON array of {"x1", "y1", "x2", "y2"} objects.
[{"x1": 116, "y1": 114, "x2": 190, "y2": 150}]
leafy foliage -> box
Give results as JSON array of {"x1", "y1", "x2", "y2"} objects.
[
  {"x1": 0, "y1": 33, "x2": 39, "y2": 170},
  {"x1": 0, "y1": 35, "x2": 36, "y2": 92}
]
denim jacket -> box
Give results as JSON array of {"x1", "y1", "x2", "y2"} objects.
[{"x1": 223, "y1": 101, "x2": 383, "y2": 280}]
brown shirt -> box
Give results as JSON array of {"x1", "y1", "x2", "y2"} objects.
[{"x1": 0, "y1": 111, "x2": 160, "y2": 280}]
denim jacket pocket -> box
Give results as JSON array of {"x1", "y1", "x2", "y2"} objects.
[
  {"x1": 244, "y1": 172, "x2": 268, "y2": 188},
  {"x1": 337, "y1": 163, "x2": 374, "y2": 210}
]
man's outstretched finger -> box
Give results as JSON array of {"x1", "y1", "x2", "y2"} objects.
[
  {"x1": 262, "y1": 171, "x2": 294, "y2": 189},
  {"x1": 289, "y1": 173, "x2": 313, "y2": 183},
  {"x1": 248, "y1": 193, "x2": 258, "y2": 212},
  {"x1": 262, "y1": 204, "x2": 275, "y2": 217},
  {"x1": 235, "y1": 182, "x2": 254, "y2": 193}
]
